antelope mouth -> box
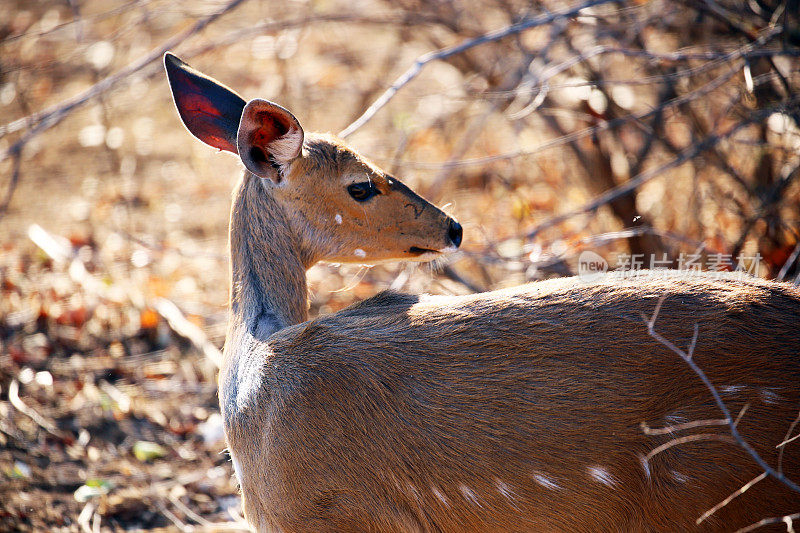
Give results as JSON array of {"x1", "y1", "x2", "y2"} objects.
[{"x1": 409, "y1": 246, "x2": 440, "y2": 256}]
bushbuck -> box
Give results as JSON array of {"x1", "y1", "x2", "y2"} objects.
[{"x1": 164, "y1": 53, "x2": 800, "y2": 532}]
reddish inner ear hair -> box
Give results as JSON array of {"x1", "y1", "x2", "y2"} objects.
[
  {"x1": 236, "y1": 99, "x2": 304, "y2": 179},
  {"x1": 180, "y1": 92, "x2": 223, "y2": 118},
  {"x1": 253, "y1": 114, "x2": 290, "y2": 146},
  {"x1": 180, "y1": 94, "x2": 231, "y2": 148}
]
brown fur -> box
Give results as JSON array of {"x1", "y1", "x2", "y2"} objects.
[
  {"x1": 226, "y1": 271, "x2": 800, "y2": 533},
  {"x1": 164, "y1": 55, "x2": 800, "y2": 533}
]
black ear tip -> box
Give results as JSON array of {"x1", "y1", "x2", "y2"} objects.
[{"x1": 163, "y1": 52, "x2": 184, "y2": 73}]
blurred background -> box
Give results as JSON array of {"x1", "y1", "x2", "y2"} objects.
[{"x1": 1, "y1": 0, "x2": 799, "y2": 530}]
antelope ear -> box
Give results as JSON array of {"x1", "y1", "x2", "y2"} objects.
[
  {"x1": 237, "y1": 99, "x2": 304, "y2": 183},
  {"x1": 164, "y1": 52, "x2": 245, "y2": 153}
]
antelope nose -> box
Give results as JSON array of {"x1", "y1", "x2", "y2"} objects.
[{"x1": 447, "y1": 219, "x2": 463, "y2": 248}]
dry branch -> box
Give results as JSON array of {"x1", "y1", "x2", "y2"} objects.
[
  {"x1": 697, "y1": 472, "x2": 768, "y2": 526},
  {"x1": 0, "y1": 6, "x2": 460, "y2": 217},
  {"x1": 390, "y1": 60, "x2": 745, "y2": 171},
  {"x1": 643, "y1": 432, "x2": 737, "y2": 463},
  {"x1": 525, "y1": 98, "x2": 800, "y2": 240},
  {"x1": 155, "y1": 298, "x2": 223, "y2": 369},
  {"x1": 186, "y1": 13, "x2": 448, "y2": 57},
  {"x1": 1, "y1": 0, "x2": 247, "y2": 141},
  {"x1": 736, "y1": 512, "x2": 800, "y2": 533},
  {"x1": 640, "y1": 417, "x2": 729, "y2": 436},
  {"x1": 779, "y1": 432, "x2": 800, "y2": 449},
  {"x1": 777, "y1": 242, "x2": 800, "y2": 281},
  {"x1": 7, "y1": 379, "x2": 64, "y2": 439},
  {"x1": 338, "y1": 0, "x2": 616, "y2": 138},
  {"x1": 0, "y1": 0, "x2": 145, "y2": 44},
  {"x1": 0, "y1": 0, "x2": 248, "y2": 215}
]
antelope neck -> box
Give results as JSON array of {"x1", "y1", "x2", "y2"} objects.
[{"x1": 228, "y1": 174, "x2": 308, "y2": 341}]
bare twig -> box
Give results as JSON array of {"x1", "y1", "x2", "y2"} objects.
[
  {"x1": 157, "y1": 492, "x2": 250, "y2": 531},
  {"x1": 697, "y1": 472, "x2": 768, "y2": 525},
  {"x1": 777, "y1": 242, "x2": 800, "y2": 281},
  {"x1": 640, "y1": 418, "x2": 729, "y2": 436},
  {"x1": 115, "y1": 230, "x2": 225, "y2": 260},
  {"x1": 1, "y1": 0, "x2": 246, "y2": 141},
  {"x1": 736, "y1": 512, "x2": 800, "y2": 533},
  {"x1": 77, "y1": 501, "x2": 95, "y2": 533},
  {"x1": 690, "y1": 0, "x2": 793, "y2": 95},
  {"x1": 347, "y1": 6, "x2": 778, "y2": 149},
  {"x1": 339, "y1": 0, "x2": 616, "y2": 138},
  {"x1": 438, "y1": 264, "x2": 484, "y2": 294},
  {"x1": 0, "y1": 0, "x2": 145, "y2": 44},
  {"x1": 157, "y1": 500, "x2": 192, "y2": 533},
  {"x1": 453, "y1": 49, "x2": 794, "y2": 100},
  {"x1": 192, "y1": 524, "x2": 252, "y2": 532},
  {"x1": 562, "y1": 45, "x2": 800, "y2": 62},
  {"x1": 578, "y1": 227, "x2": 712, "y2": 256},
  {"x1": 734, "y1": 403, "x2": 751, "y2": 428},
  {"x1": 0, "y1": 147, "x2": 22, "y2": 217},
  {"x1": 168, "y1": 494, "x2": 213, "y2": 526},
  {"x1": 65, "y1": 0, "x2": 85, "y2": 42},
  {"x1": 185, "y1": 13, "x2": 449, "y2": 60},
  {"x1": 155, "y1": 298, "x2": 223, "y2": 369},
  {"x1": 777, "y1": 409, "x2": 800, "y2": 474},
  {"x1": 779, "y1": 431, "x2": 800, "y2": 450},
  {"x1": 426, "y1": 103, "x2": 499, "y2": 199},
  {"x1": 644, "y1": 433, "x2": 737, "y2": 462},
  {"x1": 525, "y1": 27, "x2": 781, "y2": 95},
  {"x1": 8, "y1": 379, "x2": 65, "y2": 439}
]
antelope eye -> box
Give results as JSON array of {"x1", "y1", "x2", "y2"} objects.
[{"x1": 347, "y1": 182, "x2": 378, "y2": 202}]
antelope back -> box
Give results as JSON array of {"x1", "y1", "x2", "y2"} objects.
[{"x1": 232, "y1": 273, "x2": 800, "y2": 532}]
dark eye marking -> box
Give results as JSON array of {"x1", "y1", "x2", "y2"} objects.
[
  {"x1": 405, "y1": 202, "x2": 424, "y2": 219},
  {"x1": 347, "y1": 182, "x2": 380, "y2": 202}
]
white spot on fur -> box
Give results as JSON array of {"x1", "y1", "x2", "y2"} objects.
[
  {"x1": 760, "y1": 388, "x2": 782, "y2": 405},
  {"x1": 230, "y1": 453, "x2": 243, "y2": 487},
  {"x1": 721, "y1": 385, "x2": 746, "y2": 395},
  {"x1": 431, "y1": 485, "x2": 450, "y2": 508},
  {"x1": 639, "y1": 455, "x2": 651, "y2": 480},
  {"x1": 531, "y1": 472, "x2": 560, "y2": 490},
  {"x1": 407, "y1": 482, "x2": 420, "y2": 501},
  {"x1": 664, "y1": 413, "x2": 689, "y2": 427},
  {"x1": 495, "y1": 479, "x2": 514, "y2": 500},
  {"x1": 334, "y1": 213, "x2": 343, "y2": 225},
  {"x1": 459, "y1": 484, "x2": 480, "y2": 507},
  {"x1": 354, "y1": 248, "x2": 366, "y2": 258},
  {"x1": 670, "y1": 470, "x2": 690, "y2": 484},
  {"x1": 228, "y1": 329, "x2": 273, "y2": 407},
  {"x1": 588, "y1": 466, "x2": 619, "y2": 487}
]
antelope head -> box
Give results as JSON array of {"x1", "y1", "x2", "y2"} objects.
[{"x1": 164, "y1": 53, "x2": 462, "y2": 267}]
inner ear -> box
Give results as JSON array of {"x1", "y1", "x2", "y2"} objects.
[{"x1": 237, "y1": 99, "x2": 304, "y2": 183}]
